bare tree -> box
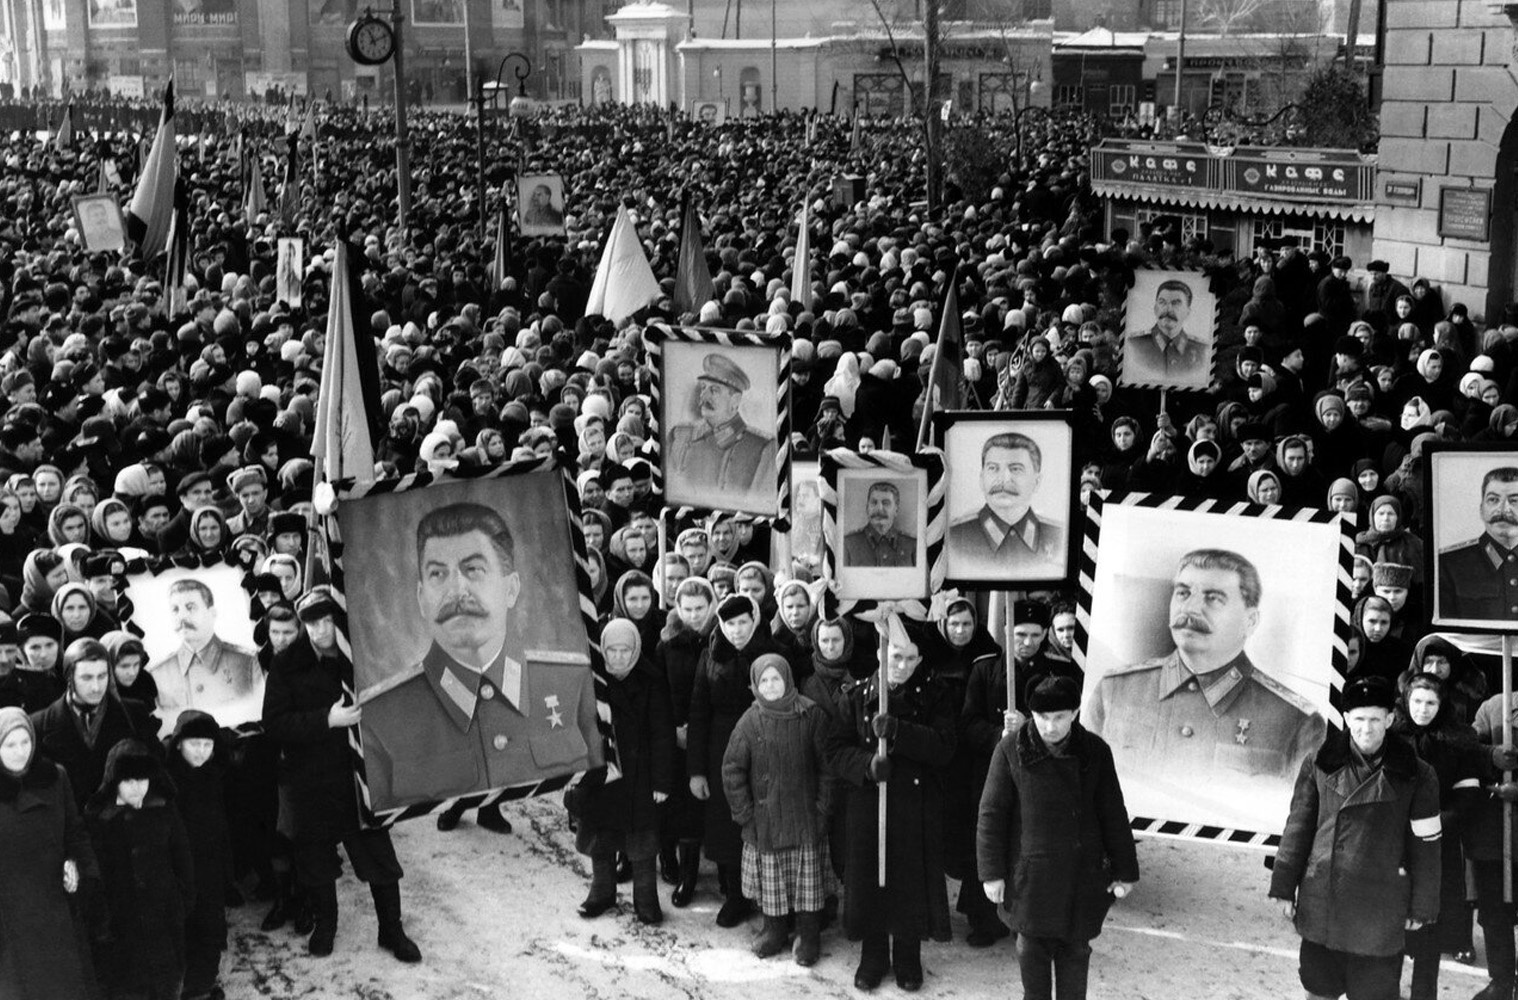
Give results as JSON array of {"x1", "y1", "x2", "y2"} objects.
[
  {"x1": 860, "y1": 0, "x2": 947, "y2": 216},
  {"x1": 1195, "y1": 0, "x2": 1270, "y2": 36}
]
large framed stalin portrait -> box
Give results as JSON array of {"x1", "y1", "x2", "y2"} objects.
[{"x1": 334, "y1": 458, "x2": 615, "y2": 824}]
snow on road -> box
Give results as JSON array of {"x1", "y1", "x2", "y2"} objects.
[{"x1": 221, "y1": 796, "x2": 1485, "y2": 999}]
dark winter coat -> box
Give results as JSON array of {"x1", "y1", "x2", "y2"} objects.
[
  {"x1": 687, "y1": 625, "x2": 776, "y2": 865},
  {"x1": 975, "y1": 720, "x2": 1139, "y2": 941},
  {"x1": 1269, "y1": 730, "x2": 1442, "y2": 957},
  {"x1": 30, "y1": 693, "x2": 156, "y2": 811},
  {"x1": 825, "y1": 669, "x2": 957, "y2": 942},
  {"x1": 84, "y1": 748, "x2": 194, "y2": 994},
  {"x1": 165, "y1": 750, "x2": 231, "y2": 953},
  {"x1": 922, "y1": 626, "x2": 1001, "y2": 881},
  {"x1": 655, "y1": 611, "x2": 713, "y2": 841},
  {"x1": 566, "y1": 656, "x2": 674, "y2": 851},
  {"x1": 722, "y1": 695, "x2": 833, "y2": 851},
  {"x1": 0, "y1": 760, "x2": 99, "y2": 1000},
  {"x1": 261, "y1": 634, "x2": 362, "y2": 842}
]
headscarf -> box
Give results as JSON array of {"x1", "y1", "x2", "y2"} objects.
[
  {"x1": 113, "y1": 463, "x2": 153, "y2": 498},
  {"x1": 936, "y1": 596, "x2": 977, "y2": 647},
  {"x1": 261, "y1": 553, "x2": 303, "y2": 600},
  {"x1": 773, "y1": 578, "x2": 816, "y2": 639},
  {"x1": 0, "y1": 707, "x2": 35, "y2": 777},
  {"x1": 187, "y1": 506, "x2": 229, "y2": 555},
  {"x1": 90, "y1": 497, "x2": 134, "y2": 546},
  {"x1": 1246, "y1": 469, "x2": 1282, "y2": 504},
  {"x1": 47, "y1": 501, "x2": 90, "y2": 547},
  {"x1": 599, "y1": 617, "x2": 642, "y2": 679},
  {"x1": 612, "y1": 569, "x2": 657, "y2": 621},
  {"x1": 52, "y1": 581, "x2": 101, "y2": 641},
  {"x1": 21, "y1": 549, "x2": 65, "y2": 612},
  {"x1": 749, "y1": 653, "x2": 800, "y2": 717}
]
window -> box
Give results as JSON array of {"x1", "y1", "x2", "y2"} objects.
[
  {"x1": 1139, "y1": 208, "x2": 1209, "y2": 245},
  {"x1": 1108, "y1": 84, "x2": 1136, "y2": 114},
  {"x1": 1153, "y1": 0, "x2": 1183, "y2": 28},
  {"x1": 1250, "y1": 215, "x2": 1346, "y2": 258},
  {"x1": 1054, "y1": 85, "x2": 1084, "y2": 108}
]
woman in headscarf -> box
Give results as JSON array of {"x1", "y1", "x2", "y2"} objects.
[
  {"x1": 260, "y1": 553, "x2": 304, "y2": 604},
  {"x1": 19, "y1": 549, "x2": 70, "y2": 616},
  {"x1": 1246, "y1": 468, "x2": 1284, "y2": 505},
  {"x1": 656, "y1": 577, "x2": 718, "y2": 907},
  {"x1": 606, "y1": 526, "x2": 652, "y2": 584},
  {"x1": 1100, "y1": 416, "x2": 1143, "y2": 489},
  {"x1": 770, "y1": 579, "x2": 818, "y2": 687},
  {"x1": 1175, "y1": 439, "x2": 1228, "y2": 499},
  {"x1": 567, "y1": 618, "x2": 674, "y2": 927},
  {"x1": 721, "y1": 652, "x2": 835, "y2": 965},
  {"x1": 47, "y1": 502, "x2": 91, "y2": 548},
  {"x1": 0, "y1": 489, "x2": 33, "y2": 600},
  {"x1": 586, "y1": 547, "x2": 611, "y2": 616},
  {"x1": 1356, "y1": 496, "x2": 1425, "y2": 587},
  {"x1": 925, "y1": 595, "x2": 1008, "y2": 946},
  {"x1": 103, "y1": 631, "x2": 157, "y2": 709},
  {"x1": 474, "y1": 428, "x2": 508, "y2": 466},
  {"x1": 605, "y1": 432, "x2": 639, "y2": 467},
  {"x1": 687, "y1": 593, "x2": 779, "y2": 927},
  {"x1": 611, "y1": 570, "x2": 663, "y2": 654},
  {"x1": 89, "y1": 497, "x2": 136, "y2": 550},
  {"x1": 61, "y1": 476, "x2": 98, "y2": 518},
  {"x1": 32, "y1": 464, "x2": 64, "y2": 510},
  {"x1": 51, "y1": 581, "x2": 116, "y2": 645},
  {"x1": 0, "y1": 707, "x2": 100, "y2": 1000},
  {"x1": 1392, "y1": 673, "x2": 1482, "y2": 995},
  {"x1": 182, "y1": 506, "x2": 231, "y2": 560}
]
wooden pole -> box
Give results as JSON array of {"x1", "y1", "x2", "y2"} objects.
[
  {"x1": 1505, "y1": 634, "x2": 1513, "y2": 903},
  {"x1": 876, "y1": 627, "x2": 889, "y2": 889},
  {"x1": 1004, "y1": 593, "x2": 1016, "y2": 724}
]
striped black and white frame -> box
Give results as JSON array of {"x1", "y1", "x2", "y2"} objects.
[
  {"x1": 329, "y1": 455, "x2": 619, "y2": 829},
  {"x1": 1074, "y1": 490, "x2": 1354, "y2": 849},
  {"x1": 115, "y1": 550, "x2": 257, "y2": 638},
  {"x1": 1113, "y1": 266, "x2": 1220, "y2": 392},
  {"x1": 819, "y1": 448, "x2": 946, "y2": 620},
  {"x1": 644, "y1": 323, "x2": 792, "y2": 529},
  {"x1": 931, "y1": 409, "x2": 1079, "y2": 590}
]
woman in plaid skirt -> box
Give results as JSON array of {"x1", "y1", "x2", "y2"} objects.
[{"x1": 721, "y1": 653, "x2": 835, "y2": 966}]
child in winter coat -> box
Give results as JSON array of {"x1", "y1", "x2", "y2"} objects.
[
  {"x1": 85, "y1": 738, "x2": 194, "y2": 1000},
  {"x1": 567, "y1": 617, "x2": 674, "y2": 925},
  {"x1": 722, "y1": 653, "x2": 834, "y2": 965},
  {"x1": 165, "y1": 711, "x2": 231, "y2": 1000}
]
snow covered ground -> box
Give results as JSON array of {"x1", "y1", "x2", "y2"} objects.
[{"x1": 221, "y1": 795, "x2": 1487, "y2": 999}]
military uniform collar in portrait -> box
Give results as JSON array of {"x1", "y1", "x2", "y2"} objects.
[
  {"x1": 1147, "y1": 324, "x2": 1201, "y2": 363},
  {"x1": 1158, "y1": 649, "x2": 1262, "y2": 717},
  {"x1": 976, "y1": 506, "x2": 1052, "y2": 556},
  {"x1": 420, "y1": 638, "x2": 526, "y2": 731},
  {"x1": 689, "y1": 413, "x2": 754, "y2": 451},
  {"x1": 854, "y1": 524, "x2": 914, "y2": 563}
]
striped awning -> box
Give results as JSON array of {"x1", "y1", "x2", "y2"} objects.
[{"x1": 1092, "y1": 181, "x2": 1375, "y2": 223}]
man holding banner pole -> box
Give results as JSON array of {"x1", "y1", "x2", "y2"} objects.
[
  {"x1": 827, "y1": 617, "x2": 957, "y2": 992},
  {"x1": 1468, "y1": 648, "x2": 1518, "y2": 1000}
]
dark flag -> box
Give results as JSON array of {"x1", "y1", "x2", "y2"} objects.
[
  {"x1": 672, "y1": 192, "x2": 714, "y2": 315},
  {"x1": 125, "y1": 78, "x2": 177, "y2": 259},
  {"x1": 917, "y1": 264, "x2": 965, "y2": 448},
  {"x1": 162, "y1": 178, "x2": 191, "y2": 317}
]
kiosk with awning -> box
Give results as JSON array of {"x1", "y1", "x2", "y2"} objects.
[{"x1": 1089, "y1": 138, "x2": 1377, "y2": 262}]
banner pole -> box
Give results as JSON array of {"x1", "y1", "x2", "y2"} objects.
[
  {"x1": 877, "y1": 626, "x2": 889, "y2": 889},
  {"x1": 1004, "y1": 592, "x2": 1016, "y2": 726},
  {"x1": 1505, "y1": 634, "x2": 1513, "y2": 904}
]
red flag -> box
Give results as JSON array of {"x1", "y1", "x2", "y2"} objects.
[
  {"x1": 279, "y1": 132, "x2": 299, "y2": 226},
  {"x1": 162, "y1": 179, "x2": 190, "y2": 317},
  {"x1": 489, "y1": 198, "x2": 512, "y2": 291}
]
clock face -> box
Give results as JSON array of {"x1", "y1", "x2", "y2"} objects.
[{"x1": 351, "y1": 18, "x2": 393, "y2": 64}]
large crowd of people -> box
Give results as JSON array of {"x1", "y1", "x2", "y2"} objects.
[{"x1": 2, "y1": 90, "x2": 1518, "y2": 1000}]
